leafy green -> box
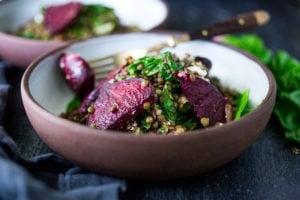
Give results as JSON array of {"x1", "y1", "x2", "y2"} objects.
[
  {"x1": 128, "y1": 56, "x2": 163, "y2": 77},
  {"x1": 234, "y1": 89, "x2": 250, "y2": 120},
  {"x1": 177, "y1": 103, "x2": 199, "y2": 130},
  {"x1": 221, "y1": 34, "x2": 273, "y2": 65},
  {"x1": 161, "y1": 86, "x2": 177, "y2": 122},
  {"x1": 66, "y1": 96, "x2": 81, "y2": 112},
  {"x1": 221, "y1": 34, "x2": 300, "y2": 144},
  {"x1": 271, "y1": 51, "x2": 300, "y2": 143},
  {"x1": 161, "y1": 51, "x2": 182, "y2": 72},
  {"x1": 127, "y1": 51, "x2": 183, "y2": 82},
  {"x1": 141, "y1": 117, "x2": 152, "y2": 131}
]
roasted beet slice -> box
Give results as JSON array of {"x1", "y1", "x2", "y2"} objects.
[
  {"x1": 44, "y1": 2, "x2": 82, "y2": 34},
  {"x1": 78, "y1": 66, "x2": 127, "y2": 114},
  {"x1": 60, "y1": 53, "x2": 94, "y2": 98},
  {"x1": 174, "y1": 72, "x2": 226, "y2": 126},
  {"x1": 87, "y1": 78, "x2": 156, "y2": 130},
  {"x1": 78, "y1": 87, "x2": 99, "y2": 115}
]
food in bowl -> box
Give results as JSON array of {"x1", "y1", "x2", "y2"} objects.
[
  {"x1": 14, "y1": 2, "x2": 139, "y2": 41},
  {"x1": 59, "y1": 51, "x2": 252, "y2": 135}
]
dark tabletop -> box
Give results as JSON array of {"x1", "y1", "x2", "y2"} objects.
[{"x1": 2, "y1": 0, "x2": 300, "y2": 199}]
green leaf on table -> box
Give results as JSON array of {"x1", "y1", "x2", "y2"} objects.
[
  {"x1": 270, "y1": 51, "x2": 300, "y2": 92},
  {"x1": 221, "y1": 34, "x2": 273, "y2": 65}
]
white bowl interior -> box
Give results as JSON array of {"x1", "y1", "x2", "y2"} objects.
[
  {"x1": 0, "y1": 0, "x2": 167, "y2": 32},
  {"x1": 28, "y1": 33, "x2": 270, "y2": 116}
]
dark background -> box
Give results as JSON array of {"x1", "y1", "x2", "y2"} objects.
[{"x1": 3, "y1": 0, "x2": 300, "y2": 199}]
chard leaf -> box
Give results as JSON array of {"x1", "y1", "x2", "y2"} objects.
[
  {"x1": 66, "y1": 96, "x2": 81, "y2": 112},
  {"x1": 141, "y1": 117, "x2": 152, "y2": 131},
  {"x1": 270, "y1": 51, "x2": 300, "y2": 92},
  {"x1": 126, "y1": 51, "x2": 182, "y2": 85},
  {"x1": 181, "y1": 119, "x2": 198, "y2": 130},
  {"x1": 234, "y1": 89, "x2": 250, "y2": 120},
  {"x1": 161, "y1": 85, "x2": 177, "y2": 122},
  {"x1": 274, "y1": 92, "x2": 300, "y2": 139},
  {"x1": 161, "y1": 51, "x2": 182, "y2": 72}
]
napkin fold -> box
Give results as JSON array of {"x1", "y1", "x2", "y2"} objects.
[{"x1": 0, "y1": 62, "x2": 126, "y2": 200}]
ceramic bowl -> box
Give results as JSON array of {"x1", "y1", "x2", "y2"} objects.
[
  {"x1": 0, "y1": 0, "x2": 168, "y2": 67},
  {"x1": 21, "y1": 32, "x2": 276, "y2": 180}
]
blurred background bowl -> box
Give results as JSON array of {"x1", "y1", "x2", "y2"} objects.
[
  {"x1": 21, "y1": 32, "x2": 276, "y2": 180},
  {"x1": 0, "y1": 0, "x2": 168, "y2": 68}
]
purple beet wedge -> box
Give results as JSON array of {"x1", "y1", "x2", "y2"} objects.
[
  {"x1": 87, "y1": 78, "x2": 156, "y2": 130},
  {"x1": 44, "y1": 2, "x2": 82, "y2": 34},
  {"x1": 174, "y1": 72, "x2": 226, "y2": 127},
  {"x1": 78, "y1": 66, "x2": 127, "y2": 114},
  {"x1": 59, "y1": 53, "x2": 94, "y2": 98}
]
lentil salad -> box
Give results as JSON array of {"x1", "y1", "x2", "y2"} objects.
[{"x1": 60, "y1": 51, "x2": 252, "y2": 135}]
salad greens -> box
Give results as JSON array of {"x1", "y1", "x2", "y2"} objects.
[
  {"x1": 234, "y1": 89, "x2": 250, "y2": 120},
  {"x1": 124, "y1": 51, "x2": 250, "y2": 133},
  {"x1": 66, "y1": 96, "x2": 81, "y2": 113},
  {"x1": 127, "y1": 51, "x2": 182, "y2": 82},
  {"x1": 126, "y1": 52, "x2": 199, "y2": 133},
  {"x1": 221, "y1": 34, "x2": 300, "y2": 144},
  {"x1": 62, "y1": 51, "x2": 252, "y2": 135}
]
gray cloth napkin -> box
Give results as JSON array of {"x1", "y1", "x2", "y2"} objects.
[{"x1": 0, "y1": 62, "x2": 126, "y2": 200}]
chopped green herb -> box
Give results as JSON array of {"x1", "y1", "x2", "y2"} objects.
[{"x1": 161, "y1": 85, "x2": 177, "y2": 123}]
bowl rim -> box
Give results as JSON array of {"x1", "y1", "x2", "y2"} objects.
[{"x1": 21, "y1": 32, "x2": 277, "y2": 141}]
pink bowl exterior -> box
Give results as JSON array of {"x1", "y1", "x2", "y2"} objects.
[
  {"x1": 0, "y1": 32, "x2": 69, "y2": 68},
  {"x1": 20, "y1": 42, "x2": 276, "y2": 180}
]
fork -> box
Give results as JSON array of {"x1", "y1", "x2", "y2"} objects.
[
  {"x1": 88, "y1": 34, "x2": 190, "y2": 80},
  {"x1": 88, "y1": 10, "x2": 270, "y2": 81}
]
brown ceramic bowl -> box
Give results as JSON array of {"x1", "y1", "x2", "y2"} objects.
[
  {"x1": 0, "y1": 0, "x2": 168, "y2": 68},
  {"x1": 21, "y1": 32, "x2": 276, "y2": 180}
]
